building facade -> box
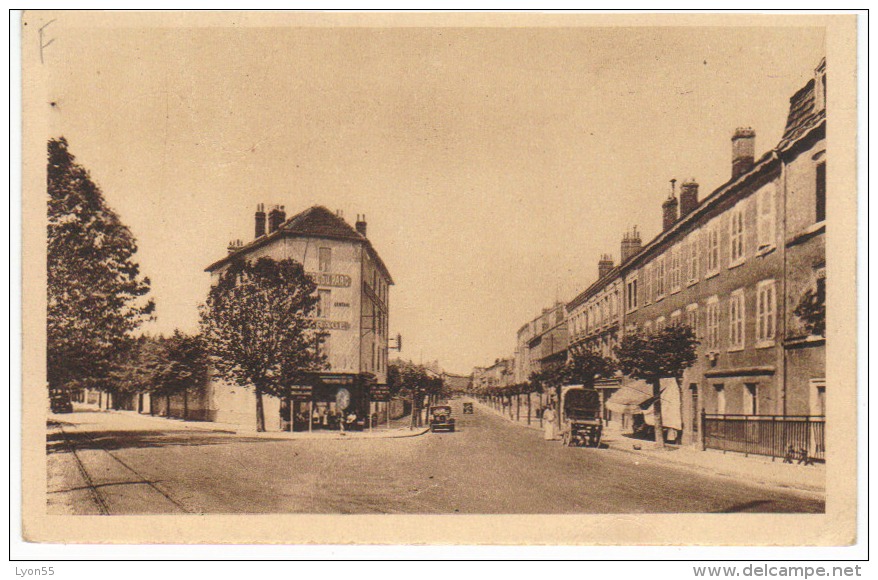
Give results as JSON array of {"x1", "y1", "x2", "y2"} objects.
[
  {"x1": 202, "y1": 205, "x2": 394, "y2": 429},
  {"x1": 566, "y1": 59, "x2": 826, "y2": 450}
]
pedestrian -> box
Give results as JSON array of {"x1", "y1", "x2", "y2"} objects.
[{"x1": 543, "y1": 405, "x2": 556, "y2": 440}]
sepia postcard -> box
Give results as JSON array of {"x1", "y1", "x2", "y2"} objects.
[{"x1": 20, "y1": 11, "x2": 860, "y2": 546}]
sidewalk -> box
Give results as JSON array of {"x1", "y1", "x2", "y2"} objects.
[
  {"x1": 79, "y1": 406, "x2": 431, "y2": 440},
  {"x1": 472, "y1": 398, "x2": 825, "y2": 496}
]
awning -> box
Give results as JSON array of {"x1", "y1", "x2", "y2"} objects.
[{"x1": 605, "y1": 378, "x2": 682, "y2": 431}]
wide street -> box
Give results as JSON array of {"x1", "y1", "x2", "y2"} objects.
[{"x1": 47, "y1": 400, "x2": 824, "y2": 515}]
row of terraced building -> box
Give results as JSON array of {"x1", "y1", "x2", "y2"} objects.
[{"x1": 497, "y1": 58, "x2": 827, "y2": 461}]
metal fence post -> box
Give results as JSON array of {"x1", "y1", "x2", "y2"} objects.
[{"x1": 701, "y1": 409, "x2": 706, "y2": 451}]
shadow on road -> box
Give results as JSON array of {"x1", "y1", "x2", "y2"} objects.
[
  {"x1": 46, "y1": 429, "x2": 267, "y2": 454},
  {"x1": 714, "y1": 499, "x2": 778, "y2": 513}
]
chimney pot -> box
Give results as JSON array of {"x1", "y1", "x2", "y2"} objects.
[
  {"x1": 662, "y1": 180, "x2": 679, "y2": 231},
  {"x1": 679, "y1": 179, "x2": 699, "y2": 218},
  {"x1": 732, "y1": 127, "x2": 756, "y2": 179},
  {"x1": 355, "y1": 214, "x2": 368, "y2": 237},
  {"x1": 255, "y1": 204, "x2": 266, "y2": 238},
  {"x1": 620, "y1": 227, "x2": 642, "y2": 263}
]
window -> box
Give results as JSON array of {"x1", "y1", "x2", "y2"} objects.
[
  {"x1": 643, "y1": 321, "x2": 652, "y2": 334},
  {"x1": 729, "y1": 204, "x2": 745, "y2": 266},
  {"x1": 810, "y1": 378, "x2": 826, "y2": 416},
  {"x1": 670, "y1": 246, "x2": 682, "y2": 293},
  {"x1": 706, "y1": 221, "x2": 720, "y2": 275},
  {"x1": 706, "y1": 296, "x2": 720, "y2": 350},
  {"x1": 318, "y1": 247, "x2": 332, "y2": 272},
  {"x1": 756, "y1": 280, "x2": 777, "y2": 345},
  {"x1": 670, "y1": 309, "x2": 681, "y2": 323},
  {"x1": 643, "y1": 264, "x2": 652, "y2": 304},
  {"x1": 318, "y1": 289, "x2": 331, "y2": 318},
  {"x1": 728, "y1": 289, "x2": 745, "y2": 350},
  {"x1": 756, "y1": 184, "x2": 777, "y2": 251},
  {"x1": 715, "y1": 384, "x2": 726, "y2": 415},
  {"x1": 626, "y1": 276, "x2": 638, "y2": 311},
  {"x1": 816, "y1": 162, "x2": 826, "y2": 223},
  {"x1": 656, "y1": 316, "x2": 666, "y2": 331},
  {"x1": 744, "y1": 383, "x2": 758, "y2": 415},
  {"x1": 690, "y1": 384, "x2": 700, "y2": 434},
  {"x1": 655, "y1": 258, "x2": 665, "y2": 299},
  {"x1": 687, "y1": 232, "x2": 700, "y2": 284},
  {"x1": 686, "y1": 304, "x2": 699, "y2": 338}
]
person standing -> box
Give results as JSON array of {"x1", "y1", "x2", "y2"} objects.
[{"x1": 542, "y1": 405, "x2": 556, "y2": 440}]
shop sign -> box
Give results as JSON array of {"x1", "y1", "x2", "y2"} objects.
[
  {"x1": 314, "y1": 319, "x2": 350, "y2": 331},
  {"x1": 307, "y1": 272, "x2": 351, "y2": 288},
  {"x1": 370, "y1": 385, "x2": 391, "y2": 402}
]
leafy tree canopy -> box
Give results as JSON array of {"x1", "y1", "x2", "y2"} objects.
[
  {"x1": 614, "y1": 323, "x2": 698, "y2": 383},
  {"x1": 199, "y1": 256, "x2": 326, "y2": 430},
  {"x1": 47, "y1": 137, "x2": 154, "y2": 391}
]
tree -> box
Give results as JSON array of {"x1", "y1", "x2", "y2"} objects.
[
  {"x1": 149, "y1": 331, "x2": 209, "y2": 420},
  {"x1": 794, "y1": 278, "x2": 826, "y2": 337},
  {"x1": 199, "y1": 257, "x2": 325, "y2": 432},
  {"x1": 47, "y1": 137, "x2": 154, "y2": 393},
  {"x1": 614, "y1": 323, "x2": 698, "y2": 448}
]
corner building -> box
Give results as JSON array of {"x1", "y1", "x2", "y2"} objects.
[{"x1": 203, "y1": 205, "x2": 393, "y2": 430}]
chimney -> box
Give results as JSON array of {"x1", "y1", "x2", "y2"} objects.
[
  {"x1": 355, "y1": 214, "x2": 367, "y2": 237},
  {"x1": 254, "y1": 203, "x2": 266, "y2": 238},
  {"x1": 731, "y1": 127, "x2": 756, "y2": 179},
  {"x1": 227, "y1": 238, "x2": 243, "y2": 255},
  {"x1": 679, "y1": 179, "x2": 699, "y2": 218},
  {"x1": 620, "y1": 226, "x2": 642, "y2": 263},
  {"x1": 598, "y1": 254, "x2": 614, "y2": 279},
  {"x1": 662, "y1": 179, "x2": 679, "y2": 231},
  {"x1": 267, "y1": 204, "x2": 286, "y2": 233}
]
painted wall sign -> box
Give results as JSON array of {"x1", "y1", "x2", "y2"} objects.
[
  {"x1": 314, "y1": 319, "x2": 351, "y2": 331},
  {"x1": 307, "y1": 272, "x2": 352, "y2": 288}
]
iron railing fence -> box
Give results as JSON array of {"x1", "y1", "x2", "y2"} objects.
[{"x1": 702, "y1": 413, "x2": 825, "y2": 463}]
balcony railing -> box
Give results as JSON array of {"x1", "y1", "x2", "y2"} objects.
[{"x1": 702, "y1": 413, "x2": 825, "y2": 463}]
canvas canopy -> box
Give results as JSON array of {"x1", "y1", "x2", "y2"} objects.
[{"x1": 605, "y1": 378, "x2": 682, "y2": 431}]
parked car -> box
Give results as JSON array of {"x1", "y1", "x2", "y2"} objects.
[
  {"x1": 49, "y1": 388, "x2": 73, "y2": 414},
  {"x1": 429, "y1": 405, "x2": 456, "y2": 432}
]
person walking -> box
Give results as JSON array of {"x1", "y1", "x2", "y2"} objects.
[{"x1": 542, "y1": 405, "x2": 556, "y2": 440}]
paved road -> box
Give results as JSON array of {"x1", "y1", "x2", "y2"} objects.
[{"x1": 47, "y1": 400, "x2": 824, "y2": 514}]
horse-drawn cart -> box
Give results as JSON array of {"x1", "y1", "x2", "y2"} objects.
[{"x1": 560, "y1": 386, "x2": 603, "y2": 448}]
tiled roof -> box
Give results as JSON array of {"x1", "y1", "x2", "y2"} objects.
[
  {"x1": 280, "y1": 206, "x2": 366, "y2": 242},
  {"x1": 206, "y1": 205, "x2": 394, "y2": 284}
]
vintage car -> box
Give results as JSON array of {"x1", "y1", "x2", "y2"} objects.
[
  {"x1": 462, "y1": 402, "x2": 474, "y2": 414},
  {"x1": 429, "y1": 405, "x2": 456, "y2": 432},
  {"x1": 49, "y1": 388, "x2": 73, "y2": 414}
]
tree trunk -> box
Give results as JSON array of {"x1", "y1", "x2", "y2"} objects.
[
  {"x1": 166, "y1": 394, "x2": 171, "y2": 418},
  {"x1": 651, "y1": 379, "x2": 665, "y2": 449},
  {"x1": 516, "y1": 394, "x2": 521, "y2": 421},
  {"x1": 555, "y1": 386, "x2": 562, "y2": 432},
  {"x1": 410, "y1": 390, "x2": 417, "y2": 429},
  {"x1": 183, "y1": 390, "x2": 189, "y2": 421},
  {"x1": 527, "y1": 392, "x2": 532, "y2": 425},
  {"x1": 255, "y1": 387, "x2": 266, "y2": 432}
]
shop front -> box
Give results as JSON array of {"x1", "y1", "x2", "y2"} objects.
[{"x1": 279, "y1": 372, "x2": 383, "y2": 432}]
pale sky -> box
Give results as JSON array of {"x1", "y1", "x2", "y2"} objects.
[{"x1": 45, "y1": 22, "x2": 825, "y2": 374}]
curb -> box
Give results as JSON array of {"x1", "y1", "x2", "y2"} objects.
[
  {"x1": 86, "y1": 408, "x2": 432, "y2": 440},
  {"x1": 606, "y1": 440, "x2": 826, "y2": 496}
]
